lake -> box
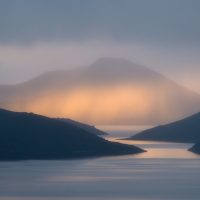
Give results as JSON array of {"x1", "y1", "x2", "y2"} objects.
[{"x1": 0, "y1": 126, "x2": 200, "y2": 200}]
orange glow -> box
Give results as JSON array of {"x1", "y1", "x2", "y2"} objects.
[
  {"x1": 3, "y1": 84, "x2": 153, "y2": 123},
  {"x1": 2, "y1": 83, "x2": 198, "y2": 125}
]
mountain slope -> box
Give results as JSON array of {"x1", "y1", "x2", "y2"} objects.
[
  {"x1": 0, "y1": 57, "x2": 200, "y2": 125},
  {"x1": 0, "y1": 108, "x2": 144, "y2": 160},
  {"x1": 58, "y1": 118, "x2": 107, "y2": 135},
  {"x1": 128, "y1": 112, "x2": 200, "y2": 143}
]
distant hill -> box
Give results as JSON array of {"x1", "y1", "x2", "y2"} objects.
[
  {"x1": 0, "y1": 57, "x2": 200, "y2": 125},
  {"x1": 0, "y1": 108, "x2": 144, "y2": 160},
  {"x1": 57, "y1": 118, "x2": 108, "y2": 135},
  {"x1": 189, "y1": 143, "x2": 200, "y2": 154},
  {"x1": 128, "y1": 112, "x2": 200, "y2": 143}
]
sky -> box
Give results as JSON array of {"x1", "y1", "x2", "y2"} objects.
[{"x1": 0, "y1": 0, "x2": 200, "y2": 92}]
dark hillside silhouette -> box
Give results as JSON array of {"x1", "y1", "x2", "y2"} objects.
[{"x1": 0, "y1": 108, "x2": 144, "y2": 160}]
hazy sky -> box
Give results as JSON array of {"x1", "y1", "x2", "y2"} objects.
[{"x1": 0, "y1": 0, "x2": 200, "y2": 92}]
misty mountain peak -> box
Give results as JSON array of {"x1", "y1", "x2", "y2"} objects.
[
  {"x1": 88, "y1": 57, "x2": 161, "y2": 80},
  {"x1": 90, "y1": 57, "x2": 145, "y2": 71},
  {"x1": 92, "y1": 57, "x2": 135, "y2": 68},
  {"x1": 1, "y1": 57, "x2": 200, "y2": 125}
]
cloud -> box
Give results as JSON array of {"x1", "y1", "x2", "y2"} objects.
[{"x1": 0, "y1": 0, "x2": 200, "y2": 46}]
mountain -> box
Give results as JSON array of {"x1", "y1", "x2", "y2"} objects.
[
  {"x1": 0, "y1": 108, "x2": 144, "y2": 160},
  {"x1": 128, "y1": 112, "x2": 200, "y2": 143},
  {"x1": 0, "y1": 57, "x2": 200, "y2": 125},
  {"x1": 57, "y1": 118, "x2": 107, "y2": 135},
  {"x1": 189, "y1": 143, "x2": 200, "y2": 154}
]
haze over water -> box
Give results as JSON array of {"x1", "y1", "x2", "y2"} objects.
[{"x1": 0, "y1": 126, "x2": 199, "y2": 200}]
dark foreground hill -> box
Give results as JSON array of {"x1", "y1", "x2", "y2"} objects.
[
  {"x1": 0, "y1": 109, "x2": 144, "y2": 160},
  {"x1": 128, "y1": 112, "x2": 200, "y2": 143}
]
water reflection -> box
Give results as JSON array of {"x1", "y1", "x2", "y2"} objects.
[{"x1": 102, "y1": 125, "x2": 199, "y2": 159}]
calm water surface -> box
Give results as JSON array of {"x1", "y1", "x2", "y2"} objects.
[{"x1": 0, "y1": 126, "x2": 200, "y2": 200}]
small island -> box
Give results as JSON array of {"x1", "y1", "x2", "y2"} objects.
[
  {"x1": 128, "y1": 112, "x2": 200, "y2": 143},
  {"x1": 189, "y1": 143, "x2": 200, "y2": 154},
  {"x1": 0, "y1": 109, "x2": 144, "y2": 160}
]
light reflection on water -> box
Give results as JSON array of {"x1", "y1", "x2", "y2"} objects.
[
  {"x1": 106, "y1": 137, "x2": 198, "y2": 159},
  {"x1": 0, "y1": 126, "x2": 200, "y2": 200},
  {"x1": 101, "y1": 125, "x2": 198, "y2": 159}
]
